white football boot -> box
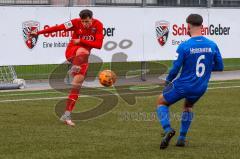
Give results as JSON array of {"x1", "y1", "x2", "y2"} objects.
[{"x1": 60, "y1": 112, "x2": 75, "y2": 127}]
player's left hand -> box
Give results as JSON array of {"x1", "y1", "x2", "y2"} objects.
[
  {"x1": 72, "y1": 39, "x2": 81, "y2": 45},
  {"x1": 164, "y1": 80, "x2": 169, "y2": 87}
]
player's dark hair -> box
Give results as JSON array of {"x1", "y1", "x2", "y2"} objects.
[
  {"x1": 186, "y1": 14, "x2": 203, "y2": 26},
  {"x1": 79, "y1": 9, "x2": 93, "y2": 19}
]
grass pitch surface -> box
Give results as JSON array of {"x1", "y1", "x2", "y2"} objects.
[{"x1": 0, "y1": 80, "x2": 240, "y2": 159}]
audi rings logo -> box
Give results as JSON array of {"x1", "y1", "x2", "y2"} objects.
[{"x1": 82, "y1": 35, "x2": 95, "y2": 41}]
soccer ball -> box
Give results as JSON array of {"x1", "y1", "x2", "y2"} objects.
[{"x1": 98, "y1": 70, "x2": 117, "y2": 87}]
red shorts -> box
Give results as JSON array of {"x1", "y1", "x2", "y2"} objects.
[{"x1": 65, "y1": 46, "x2": 89, "y2": 76}]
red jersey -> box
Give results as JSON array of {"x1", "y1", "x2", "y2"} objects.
[{"x1": 37, "y1": 18, "x2": 104, "y2": 51}]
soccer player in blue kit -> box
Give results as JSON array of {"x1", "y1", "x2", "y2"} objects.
[{"x1": 156, "y1": 14, "x2": 224, "y2": 149}]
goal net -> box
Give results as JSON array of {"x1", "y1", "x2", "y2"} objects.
[{"x1": 0, "y1": 66, "x2": 26, "y2": 90}]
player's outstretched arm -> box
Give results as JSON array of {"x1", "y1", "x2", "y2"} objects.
[
  {"x1": 37, "y1": 24, "x2": 67, "y2": 35},
  {"x1": 34, "y1": 20, "x2": 75, "y2": 36},
  {"x1": 212, "y1": 45, "x2": 224, "y2": 71}
]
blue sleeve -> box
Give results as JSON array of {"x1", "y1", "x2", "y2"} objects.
[
  {"x1": 166, "y1": 44, "x2": 185, "y2": 82},
  {"x1": 212, "y1": 45, "x2": 224, "y2": 71}
]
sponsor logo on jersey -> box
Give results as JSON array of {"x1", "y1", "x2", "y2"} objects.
[
  {"x1": 82, "y1": 35, "x2": 95, "y2": 41},
  {"x1": 22, "y1": 21, "x2": 40, "y2": 49},
  {"x1": 91, "y1": 27, "x2": 97, "y2": 33},
  {"x1": 190, "y1": 47, "x2": 212, "y2": 54},
  {"x1": 155, "y1": 21, "x2": 170, "y2": 46}
]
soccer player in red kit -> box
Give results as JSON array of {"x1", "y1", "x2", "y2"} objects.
[{"x1": 31, "y1": 9, "x2": 104, "y2": 126}]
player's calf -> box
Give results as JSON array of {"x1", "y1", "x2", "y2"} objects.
[
  {"x1": 156, "y1": 94, "x2": 175, "y2": 149},
  {"x1": 177, "y1": 101, "x2": 194, "y2": 146}
]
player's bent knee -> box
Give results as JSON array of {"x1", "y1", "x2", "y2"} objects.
[
  {"x1": 157, "y1": 94, "x2": 169, "y2": 107},
  {"x1": 184, "y1": 100, "x2": 194, "y2": 107},
  {"x1": 183, "y1": 100, "x2": 194, "y2": 112},
  {"x1": 183, "y1": 107, "x2": 193, "y2": 112},
  {"x1": 72, "y1": 74, "x2": 85, "y2": 88},
  {"x1": 76, "y1": 47, "x2": 89, "y2": 56}
]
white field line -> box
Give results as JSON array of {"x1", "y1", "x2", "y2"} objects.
[
  {"x1": 224, "y1": 65, "x2": 240, "y2": 67},
  {"x1": 209, "y1": 81, "x2": 240, "y2": 85},
  {"x1": 0, "y1": 80, "x2": 240, "y2": 97},
  {"x1": 0, "y1": 91, "x2": 61, "y2": 97},
  {"x1": 0, "y1": 85, "x2": 240, "y2": 103},
  {"x1": 0, "y1": 96, "x2": 67, "y2": 103},
  {"x1": 208, "y1": 85, "x2": 240, "y2": 90}
]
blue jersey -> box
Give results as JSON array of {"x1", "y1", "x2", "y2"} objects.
[{"x1": 166, "y1": 36, "x2": 224, "y2": 95}]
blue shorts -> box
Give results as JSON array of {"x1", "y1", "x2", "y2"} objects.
[{"x1": 163, "y1": 85, "x2": 205, "y2": 105}]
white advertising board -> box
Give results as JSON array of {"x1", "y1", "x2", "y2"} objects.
[{"x1": 0, "y1": 7, "x2": 239, "y2": 65}]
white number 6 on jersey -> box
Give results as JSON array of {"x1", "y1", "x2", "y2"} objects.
[{"x1": 196, "y1": 55, "x2": 205, "y2": 77}]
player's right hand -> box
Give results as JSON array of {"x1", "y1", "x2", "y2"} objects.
[{"x1": 72, "y1": 39, "x2": 81, "y2": 45}]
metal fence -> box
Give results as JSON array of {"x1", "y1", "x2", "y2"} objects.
[{"x1": 0, "y1": 0, "x2": 240, "y2": 7}]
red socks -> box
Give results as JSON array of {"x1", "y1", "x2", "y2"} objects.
[
  {"x1": 65, "y1": 52, "x2": 88, "y2": 112},
  {"x1": 65, "y1": 87, "x2": 80, "y2": 112}
]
